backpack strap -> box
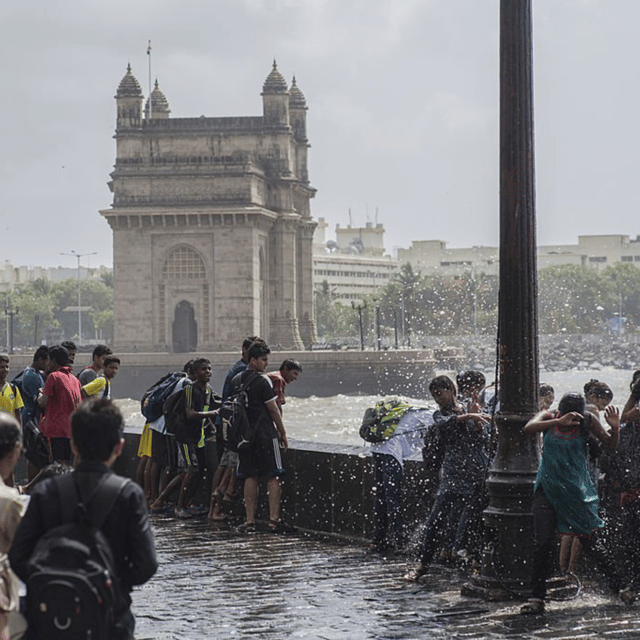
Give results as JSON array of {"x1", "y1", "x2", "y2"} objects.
[
  {"x1": 56, "y1": 472, "x2": 129, "y2": 529},
  {"x1": 239, "y1": 370, "x2": 260, "y2": 393}
]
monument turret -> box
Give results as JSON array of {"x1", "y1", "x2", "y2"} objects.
[
  {"x1": 261, "y1": 61, "x2": 290, "y2": 129},
  {"x1": 145, "y1": 79, "x2": 171, "y2": 120},
  {"x1": 115, "y1": 64, "x2": 143, "y2": 130},
  {"x1": 289, "y1": 76, "x2": 308, "y2": 142}
]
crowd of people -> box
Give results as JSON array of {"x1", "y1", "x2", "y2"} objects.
[
  {"x1": 2, "y1": 337, "x2": 640, "y2": 635},
  {"x1": 135, "y1": 336, "x2": 302, "y2": 533},
  {"x1": 0, "y1": 344, "x2": 153, "y2": 639},
  {"x1": 379, "y1": 369, "x2": 640, "y2": 613}
]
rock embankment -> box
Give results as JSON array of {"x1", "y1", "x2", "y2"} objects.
[{"x1": 435, "y1": 335, "x2": 640, "y2": 372}]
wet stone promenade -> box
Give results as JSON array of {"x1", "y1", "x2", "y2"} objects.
[{"x1": 131, "y1": 514, "x2": 640, "y2": 640}]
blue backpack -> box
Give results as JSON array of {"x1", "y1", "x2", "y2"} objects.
[{"x1": 140, "y1": 372, "x2": 186, "y2": 422}]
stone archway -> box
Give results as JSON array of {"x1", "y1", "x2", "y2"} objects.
[{"x1": 173, "y1": 300, "x2": 197, "y2": 353}]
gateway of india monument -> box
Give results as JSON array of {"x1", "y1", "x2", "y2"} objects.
[{"x1": 100, "y1": 62, "x2": 317, "y2": 352}]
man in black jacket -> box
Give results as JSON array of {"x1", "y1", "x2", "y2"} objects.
[{"x1": 10, "y1": 398, "x2": 158, "y2": 639}]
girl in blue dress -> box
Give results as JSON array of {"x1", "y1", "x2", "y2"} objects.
[{"x1": 520, "y1": 392, "x2": 634, "y2": 613}]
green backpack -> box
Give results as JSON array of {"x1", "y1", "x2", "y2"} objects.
[{"x1": 359, "y1": 397, "x2": 411, "y2": 443}]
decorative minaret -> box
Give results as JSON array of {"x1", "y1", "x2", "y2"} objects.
[
  {"x1": 115, "y1": 64, "x2": 143, "y2": 130},
  {"x1": 145, "y1": 79, "x2": 171, "y2": 120},
  {"x1": 288, "y1": 76, "x2": 308, "y2": 142},
  {"x1": 261, "y1": 60, "x2": 290, "y2": 128}
]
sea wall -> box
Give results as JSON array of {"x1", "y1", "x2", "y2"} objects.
[
  {"x1": 8, "y1": 350, "x2": 442, "y2": 399},
  {"x1": 115, "y1": 431, "x2": 436, "y2": 540}
]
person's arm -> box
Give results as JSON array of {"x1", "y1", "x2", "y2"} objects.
[
  {"x1": 524, "y1": 410, "x2": 576, "y2": 434},
  {"x1": 8, "y1": 489, "x2": 48, "y2": 582},
  {"x1": 122, "y1": 485, "x2": 158, "y2": 588},
  {"x1": 81, "y1": 377, "x2": 105, "y2": 399},
  {"x1": 590, "y1": 406, "x2": 620, "y2": 451},
  {"x1": 184, "y1": 386, "x2": 219, "y2": 421},
  {"x1": 266, "y1": 399, "x2": 288, "y2": 450},
  {"x1": 38, "y1": 375, "x2": 55, "y2": 411}
]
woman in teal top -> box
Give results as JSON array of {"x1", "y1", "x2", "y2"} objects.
[{"x1": 521, "y1": 393, "x2": 634, "y2": 614}]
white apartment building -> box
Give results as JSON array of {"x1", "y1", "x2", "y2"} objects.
[{"x1": 313, "y1": 218, "x2": 399, "y2": 303}]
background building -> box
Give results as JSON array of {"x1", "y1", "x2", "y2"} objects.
[
  {"x1": 397, "y1": 234, "x2": 640, "y2": 277},
  {"x1": 0, "y1": 261, "x2": 110, "y2": 297},
  {"x1": 313, "y1": 218, "x2": 398, "y2": 303},
  {"x1": 101, "y1": 63, "x2": 317, "y2": 352}
]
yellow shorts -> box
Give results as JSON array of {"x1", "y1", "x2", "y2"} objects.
[{"x1": 137, "y1": 422, "x2": 153, "y2": 458}]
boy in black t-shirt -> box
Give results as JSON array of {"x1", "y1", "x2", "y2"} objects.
[
  {"x1": 235, "y1": 342, "x2": 294, "y2": 533},
  {"x1": 174, "y1": 358, "x2": 219, "y2": 518}
]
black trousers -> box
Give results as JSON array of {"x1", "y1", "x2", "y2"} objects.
[{"x1": 530, "y1": 486, "x2": 623, "y2": 600}]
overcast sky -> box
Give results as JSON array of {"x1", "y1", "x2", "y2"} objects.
[{"x1": 2, "y1": 0, "x2": 638, "y2": 268}]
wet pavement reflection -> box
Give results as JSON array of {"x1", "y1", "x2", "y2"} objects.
[{"x1": 133, "y1": 515, "x2": 640, "y2": 640}]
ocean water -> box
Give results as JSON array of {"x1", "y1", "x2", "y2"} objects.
[{"x1": 114, "y1": 367, "x2": 637, "y2": 447}]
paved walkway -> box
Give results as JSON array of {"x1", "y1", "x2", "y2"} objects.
[{"x1": 133, "y1": 515, "x2": 640, "y2": 640}]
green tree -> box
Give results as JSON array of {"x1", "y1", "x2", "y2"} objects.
[
  {"x1": 11, "y1": 277, "x2": 114, "y2": 346},
  {"x1": 538, "y1": 265, "x2": 614, "y2": 333},
  {"x1": 314, "y1": 281, "x2": 358, "y2": 343}
]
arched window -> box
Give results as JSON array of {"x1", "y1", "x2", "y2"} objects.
[{"x1": 163, "y1": 245, "x2": 205, "y2": 279}]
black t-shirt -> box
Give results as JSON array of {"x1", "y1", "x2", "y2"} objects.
[
  {"x1": 181, "y1": 382, "x2": 214, "y2": 444},
  {"x1": 234, "y1": 371, "x2": 277, "y2": 434}
]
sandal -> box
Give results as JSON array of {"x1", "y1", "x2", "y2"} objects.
[
  {"x1": 237, "y1": 522, "x2": 256, "y2": 534},
  {"x1": 520, "y1": 599, "x2": 544, "y2": 615},
  {"x1": 403, "y1": 565, "x2": 428, "y2": 583},
  {"x1": 268, "y1": 519, "x2": 297, "y2": 534}
]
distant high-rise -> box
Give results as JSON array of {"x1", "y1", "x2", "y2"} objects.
[{"x1": 101, "y1": 62, "x2": 317, "y2": 352}]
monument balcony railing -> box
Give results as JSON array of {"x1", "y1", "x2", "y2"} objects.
[
  {"x1": 143, "y1": 115, "x2": 265, "y2": 132},
  {"x1": 115, "y1": 153, "x2": 255, "y2": 167},
  {"x1": 112, "y1": 192, "x2": 254, "y2": 206}
]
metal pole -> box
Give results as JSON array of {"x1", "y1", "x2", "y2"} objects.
[
  {"x1": 394, "y1": 308, "x2": 399, "y2": 350},
  {"x1": 61, "y1": 250, "x2": 97, "y2": 343},
  {"x1": 147, "y1": 40, "x2": 153, "y2": 120},
  {"x1": 77, "y1": 255, "x2": 82, "y2": 341},
  {"x1": 466, "y1": 0, "x2": 540, "y2": 599}
]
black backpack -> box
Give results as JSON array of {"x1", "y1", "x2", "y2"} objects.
[
  {"x1": 26, "y1": 473, "x2": 129, "y2": 640},
  {"x1": 10, "y1": 370, "x2": 25, "y2": 400},
  {"x1": 140, "y1": 371, "x2": 186, "y2": 422},
  {"x1": 220, "y1": 371, "x2": 260, "y2": 452},
  {"x1": 163, "y1": 383, "x2": 189, "y2": 439}
]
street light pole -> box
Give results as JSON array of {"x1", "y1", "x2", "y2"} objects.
[
  {"x1": 466, "y1": 0, "x2": 540, "y2": 600},
  {"x1": 351, "y1": 300, "x2": 366, "y2": 351},
  {"x1": 4, "y1": 297, "x2": 18, "y2": 354},
  {"x1": 60, "y1": 250, "x2": 97, "y2": 342}
]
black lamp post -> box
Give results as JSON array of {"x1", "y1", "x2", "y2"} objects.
[
  {"x1": 465, "y1": 0, "x2": 540, "y2": 599},
  {"x1": 351, "y1": 300, "x2": 366, "y2": 351},
  {"x1": 4, "y1": 298, "x2": 19, "y2": 355}
]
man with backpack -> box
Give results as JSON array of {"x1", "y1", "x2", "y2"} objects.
[
  {"x1": 17, "y1": 346, "x2": 49, "y2": 427},
  {"x1": 208, "y1": 336, "x2": 260, "y2": 521},
  {"x1": 9, "y1": 398, "x2": 158, "y2": 640},
  {"x1": 16, "y1": 346, "x2": 50, "y2": 481},
  {"x1": 234, "y1": 341, "x2": 293, "y2": 533},
  {"x1": 164, "y1": 358, "x2": 219, "y2": 518}
]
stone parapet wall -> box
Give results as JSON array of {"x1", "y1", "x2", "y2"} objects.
[{"x1": 114, "y1": 432, "x2": 436, "y2": 540}]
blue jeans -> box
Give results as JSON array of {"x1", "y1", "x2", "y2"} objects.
[{"x1": 372, "y1": 453, "x2": 405, "y2": 549}]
